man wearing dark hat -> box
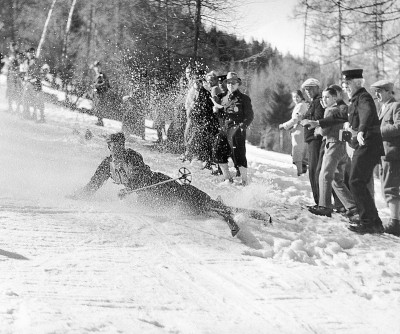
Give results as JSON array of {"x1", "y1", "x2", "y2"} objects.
[
  {"x1": 70, "y1": 132, "x2": 241, "y2": 236},
  {"x1": 371, "y1": 79, "x2": 400, "y2": 236},
  {"x1": 342, "y1": 69, "x2": 385, "y2": 234},
  {"x1": 300, "y1": 78, "x2": 325, "y2": 206},
  {"x1": 213, "y1": 72, "x2": 254, "y2": 185}
]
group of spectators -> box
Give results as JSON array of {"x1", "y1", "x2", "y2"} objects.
[
  {"x1": 165, "y1": 66, "x2": 254, "y2": 186},
  {"x1": 279, "y1": 69, "x2": 400, "y2": 237},
  {"x1": 5, "y1": 42, "x2": 46, "y2": 122}
]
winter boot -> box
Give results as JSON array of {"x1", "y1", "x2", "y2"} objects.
[
  {"x1": 348, "y1": 217, "x2": 384, "y2": 234},
  {"x1": 384, "y1": 219, "x2": 400, "y2": 237},
  {"x1": 388, "y1": 199, "x2": 400, "y2": 220},
  {"x1": 239, "y1": 166, "x2": 248, "y2": 186},
  {"x1": 308, "y1": 206, "x2": 332, "y2": 217},
  {"x1": 220, "y1": 163, "x2": 233, "y2": 183}
]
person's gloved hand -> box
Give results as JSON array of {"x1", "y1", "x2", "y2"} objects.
[
  {"x1": 314, "y1": 126, "x2": 323, "y2": 136},
  {"x1": 300, "y1": 119, "x2": 319, "y2": 129},
  {"x1": 239, "y1": 123, "x2": 247, "y2": 131},
  {"x1": 357, "y1": 131, "x2": 365, "y2": 146}
]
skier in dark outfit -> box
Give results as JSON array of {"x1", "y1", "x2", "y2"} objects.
[{"x1": 71, "y1": 132, "x2": 240, "y2": 236}]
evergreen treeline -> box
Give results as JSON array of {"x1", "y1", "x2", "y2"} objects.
[{"x1": 0, "y1": 0, "x2": 323, "y2": 151}]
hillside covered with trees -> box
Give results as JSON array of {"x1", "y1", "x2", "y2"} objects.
[{"x1": 1, "y1": 0, "x2": 399, "y2": 151}]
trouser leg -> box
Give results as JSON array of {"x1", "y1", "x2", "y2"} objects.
[{"x1": 307, "y1": 138, "x2": 323, "y2": 205}]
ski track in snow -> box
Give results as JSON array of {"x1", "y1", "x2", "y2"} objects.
[{"x1": 0, "y1": 78, "x2": 400, "y2": 333}]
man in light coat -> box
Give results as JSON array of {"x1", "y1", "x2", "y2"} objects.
[{"x1": 371, "y1": 80, "x2": 400, "y2": 236}]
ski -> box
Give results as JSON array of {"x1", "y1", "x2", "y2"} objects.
[
  {"x1": 210, "y1": 207, "x2": 241, "y2": 237},
  {"x1": 228, "y1": 206, "x2": 272, "y2": 225}
]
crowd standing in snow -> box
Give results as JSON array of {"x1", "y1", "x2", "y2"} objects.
[
  {"x1": 2, "y1": 40, "x2": 400, "y2": 238},
  {"x1": 300, "y1": 69, "x2": 400, "y2": 236},
  {"x1": 5, "y1": 42, "x2": 46, "y2": 122}
]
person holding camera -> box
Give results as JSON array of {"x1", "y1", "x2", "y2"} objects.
[
  {"x1": 342, "y1": 69, "x2": 384, "y2": 234},
  {"x1": 306, "y1": 87, "x2": 356, "y2": 217},
  {"x1": 371, "y1": 80, "x2": 400, "y2": 236},
  {"x1": 300, "y1": 78, "x2": 325, "y2": 206},
  {"x1": 302, "y1": 84, "x2": 352, "y2": 215},
  {"x1": 213, "y1": 72, "x2": 254, "y2": 185}
]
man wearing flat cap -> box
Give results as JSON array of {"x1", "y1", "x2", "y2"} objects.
[
  {"x1": 213, "y1": 72, "x2": 254, "y2": 185},
  {"x1": 371, "y1": 79, "x2": 400, "y2": 236},
  {"x1": 342, "y1": 68, "x2": 385, "y2": 234},
  {"x1": 300, "y1": 78, "x2": 325, "y2": 206}
]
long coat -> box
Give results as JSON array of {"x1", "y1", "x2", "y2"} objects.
[
  {"x1": 379, "y1": 97, "x2": 400, "y2": 161},
  {"x1": 348, "y1": 87, "x2": 384, "y2": 158},
  {"x1": 281, "y1": 102, "x2": 308, "y2": 163}
]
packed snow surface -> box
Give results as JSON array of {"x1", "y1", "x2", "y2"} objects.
[{"x1": 0, "y1": 79, "x2": 400, "y2": 333}]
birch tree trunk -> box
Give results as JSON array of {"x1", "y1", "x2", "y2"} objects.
[
  {"x1": 62, "y1": 0, "x2": 79, "y2": 61},
  {"x1": 36, "y1": 0, "x2": 58, "y2": 58}
]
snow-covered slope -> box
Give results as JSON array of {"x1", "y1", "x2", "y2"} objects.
[{"x1": 0, "y1": 81, "x2": 399, "y2": 334}]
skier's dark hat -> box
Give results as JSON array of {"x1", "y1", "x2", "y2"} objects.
[{"x1": 106, "y1": 132, "x2": 125, "y2": 145}]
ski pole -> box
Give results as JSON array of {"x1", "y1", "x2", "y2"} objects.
[{"x1": 118, "y1": 167, "x2": 192, "y2": 199}]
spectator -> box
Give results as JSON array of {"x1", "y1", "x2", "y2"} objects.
[
  {"x1": 213, "y1": 72, "x2": 254, "y2": 185},
  {"x1": 121, "y1": 82, "x2": 146, "y2": 140},
  {"x1": 307, "y1": 87, "x2": 356, "y2": 217},
  {"x1": 6, "y1": 42, "x2": 23, "y2": 113},
  {"x1": 183, "y1": 75, "x2": 218, "y2": 166},
  {"x1": 342, "y1": 69, "x2": 384, "y2": 234},
  {"x1": 166, "y1": 68, "x2": 192, "y2": 153},
  {"x1": 92, "y1": 60, "x2": 110, "y2": 126},
  {"x1": 371, "y1": 79, "x2": 400, "y2": 236},
  {"x1": 300, "y1": 78, "x2": 325, "y2": 206},
  {"x1": 22, "y1": 47, "x2": 45, "y2": 122},
  {"x1": 302, "y1": 84, "x2": 351, "y2": 214},
  {"x1": 204, "y1": 71, "x2": 218, "y2": 93},
  {"x1": 279, "y1": 90, "x2": 308, "y2": 176}
]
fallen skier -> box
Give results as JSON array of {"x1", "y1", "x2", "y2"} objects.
[{"x1": 69, "y1": 132, "x2": 246, "y2": 236}]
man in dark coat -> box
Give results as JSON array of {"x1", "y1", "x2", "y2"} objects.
[
  {"x1": 301, "y1": 78, "x2": 325, "y2": 206},
  {"x1": 213, "y1": 72, "x2": 254, "y2": 185},
  {"x1": 92, "y1": 61, "x2": 110, "y2": 126},
  {"x1": 343, "y1": 69, "x2": 385, "y2": 234},
  {"x1": 70, "y1": 132, "x2": 240, "y2": 236},
  {"x1": 371, "y1": 79, "x2": 400, "y2": 236}
]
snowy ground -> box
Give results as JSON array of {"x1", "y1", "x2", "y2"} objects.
[{"x1": 0, "y1": 78, "x2": 400, "y2": 334}]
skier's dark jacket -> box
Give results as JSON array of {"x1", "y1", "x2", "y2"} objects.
[
  {"x1": 83, "y1": 148, "x2": 157, "y2": 193},
  {"x1": 83, "y1": 148, "x2": 212, "y2": 213}
]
